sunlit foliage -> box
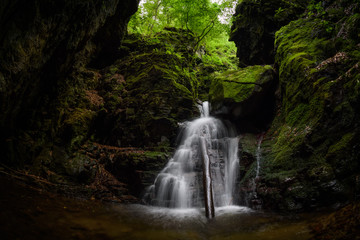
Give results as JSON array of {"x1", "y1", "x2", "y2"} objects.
[{"x1": 128, "y1": 0, "x2": 238, "y2": 59}]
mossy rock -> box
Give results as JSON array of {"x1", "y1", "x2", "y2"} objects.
[
  {"x1": 258, "y1": 4, "x2": 360, "y2": 210},
  {"x1": 94, "y1": 32, "x2": 199, "y2": 148},
  {"x1": 63, "y1": 152, "x2": 97, "y2": 184},
  {"x1": 210, "y1": 65, "x2": 274, "y2": 104},
  {"x1": 101, "y1": 149, "x2": 170, "y2": 197},
  {"x1": 209, "y1": 65, "x2": 277, "y2": 132}
]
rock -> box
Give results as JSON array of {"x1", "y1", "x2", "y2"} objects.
[
  {"x1": 310, "y1": 202, "x2": 360, "y2": 239},
  {"x1": 229, "y1": 0, "x2": 308, "y2": 66},
  {"x1": 254, "y1": 0, "x2": 360, "y2": 210},
  {"x1": 84, "y1": 143, "x2": 169, "y2": 198},
  {"x1": 93, "y1": 31, "x2": 200, "y2": 148},
  {"x1": 209, "y1": 65, "x2": 277, "y2": 132},
  {"x1": 0, "y1": 0, "x2": 139, "y2": 166}
]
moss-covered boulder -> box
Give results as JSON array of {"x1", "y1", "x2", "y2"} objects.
[
  {"x1": 209, "y1": 65, "x2": 277, "y2": 132},
  {"x1": 230, "y1": 0, "x2": 309, "y2": 66},
  {"x1": 93, "y1": 31, "x2": 199, "y2": 148}
]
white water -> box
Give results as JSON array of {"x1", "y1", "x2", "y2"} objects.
[{"x1": 144, "y1": 102, "x2": 240, "y2": 210}]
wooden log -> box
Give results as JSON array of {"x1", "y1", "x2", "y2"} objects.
[{"x1": 200, "y1": 137, "x2": 215, "y2": 219}]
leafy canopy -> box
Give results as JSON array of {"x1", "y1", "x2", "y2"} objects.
[{"x1": 128, "y1": 0, "x2": 237, "y2": 46}]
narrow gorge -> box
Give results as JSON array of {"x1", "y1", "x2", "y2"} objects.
[{"x1": 0, "y1": 0, "x2": 359, "y2": 239}]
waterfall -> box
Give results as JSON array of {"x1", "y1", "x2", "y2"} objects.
[{"x1": 144, "y1": 102, "x2": 240, "y2": 215}]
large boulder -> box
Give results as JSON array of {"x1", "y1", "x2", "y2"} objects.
[
  {"x1": 209, "y1": 65, "x2": 277, "y2": 132},
  {"x1": 93, "y1": 31, "x2": 200, "y2": 148}
]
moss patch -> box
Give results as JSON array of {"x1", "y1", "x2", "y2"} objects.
[
  {"x1": 253, "y1": 1, "x2": 360, "y2": 210},
  {"x1": 210, "y1": 65, "x2": 274, "y2": 104}
]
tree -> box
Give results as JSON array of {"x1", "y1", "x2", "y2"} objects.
[{"x1": 128, "y1": 0, "x2": 236, "y2": 50}]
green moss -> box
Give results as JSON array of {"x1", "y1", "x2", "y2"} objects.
[
  {"x1": 93, "y1": 31, "x2": 201, "y2": 147},
  {"x1": 143, "y1": 151, "x2": 168, "y2": 159},
  {"x1": 209, "y1": 65, "x2": 274, "y2": 104},
  {"x1": 271, "y1": 123, "x2": 312, "y2": 165},
  {"x1": 260, "y1": 6, "x2": 360, "y2": 210},
  {"x1": 308, "y1": 164, "x2": 335, "y2": 182},
  {"x1": 346, "y1": 13, "x2": 360, "y2": 42},
  {"x1": 285, "y1": 103, "x2": 310, "y2": 126},
  {"x1": 327, "y1": 133, "x2": 355, "y2": 156},
  {"x1": 275, "y1": 19, "x2": 333, "y2": 109}
]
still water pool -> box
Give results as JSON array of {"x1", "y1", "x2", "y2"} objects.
[
  {"x1": 0, "y1": 176, "x2": 314, "y2": 240},
  {"x1": 107, "y1": 204, "x2": 312, "y2": 240}
]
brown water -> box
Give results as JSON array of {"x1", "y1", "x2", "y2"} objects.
[{"x1": 0, "y1": 176, "x2": 314, "y2": 240}]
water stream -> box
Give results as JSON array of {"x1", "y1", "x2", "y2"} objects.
[
  {"x1": 144, "y1": 102, "x2": 240, "y2": 215},
  {"x1": 255, "y1": 134, "x2": 264, "y2": 179},
  {"x1": 251, "y1": 133, "x2": 264, "y2": 201}
]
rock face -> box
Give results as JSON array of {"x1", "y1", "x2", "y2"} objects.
[
  {"x1": 0, "y1": 0, "x2": 139, "y2": 166},
  {"x1": 0, "y1": 1, "x2": 199, "y2": 202},
  {"x1": 230, "y1": 0, "x2": 360, "y2": 211},
  {"x1": 229, "y1": 0, "x2": 309, "y2": 66}
]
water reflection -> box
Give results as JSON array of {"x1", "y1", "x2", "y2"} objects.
[
  {"x1": 109, "y1": 204, "x2": 311, "y2": 240},
  {"x1": 0, "y1": 176, "x2": 312, "y2": 240}
]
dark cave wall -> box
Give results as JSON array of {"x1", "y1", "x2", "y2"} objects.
[{"x1": 0, "y1": 0, "x2": 139, "y2": 165}]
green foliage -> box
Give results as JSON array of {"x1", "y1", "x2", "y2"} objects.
[
  {"x1": 201, "y1": 32, "x2": 238, "y2": 69},
  {"x1": 306, "y1": 0, "x2": 335, "y2": 33},
  {"x1": 307, "y1": 0, "x2": 326, "y2": 17},
  {"x1": 128, "y1": 0, "x2": 237, "y2": 49}
]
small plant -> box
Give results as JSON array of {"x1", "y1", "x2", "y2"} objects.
[{"x1": 307, "y1": 1, "x2": 326, "y2": 17}]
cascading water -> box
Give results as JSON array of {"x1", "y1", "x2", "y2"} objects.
[{"x1": 144, "y1": 102, "x2": 240, "y2": 216}]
